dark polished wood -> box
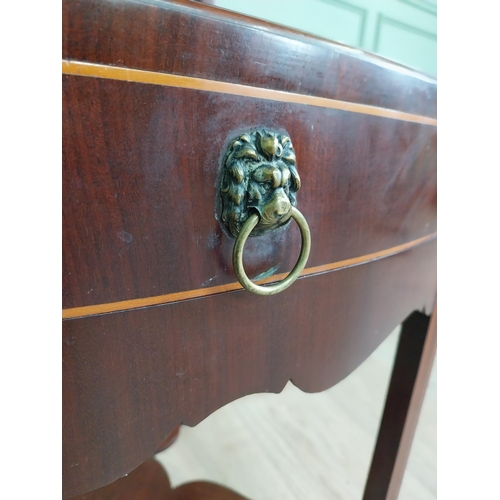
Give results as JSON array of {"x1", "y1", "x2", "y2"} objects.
[
  {"x1": 62, "y1": 0, "x2": 437, "y2": 498},
  {"x1": 68, "y1": 458, "x2": 247, "y2": 500},
  {"x1": 62, "y1": 75, "x2": 436, "y2": 310},
  {"x1": 68, "y1": 459, "x2": 171, "y2": 500},
  {"x1": 169, "y1": 482, "x2": 248, "y2": 500},
  {"x1": 62, "y1": 0, "x2": 436, "y2": 118},
  {"x1": 63, "y1": 241, "x2": 436, "y2": 497},
  {"x1": 363, "y1": 308, "x2": 437, "y2": 500}
]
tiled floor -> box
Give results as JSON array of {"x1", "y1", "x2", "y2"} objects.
[{"x1": 157, "y1": 326, "x2": 437, "y2": 499}]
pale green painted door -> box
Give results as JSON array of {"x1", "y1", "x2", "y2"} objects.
[{"x1": 214, "y1": 0, "x2": 436, "y2": 77}]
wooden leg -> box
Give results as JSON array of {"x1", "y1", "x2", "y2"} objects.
[{"x1": 363, "y1": 307, "x2": 437, "y2": 500}]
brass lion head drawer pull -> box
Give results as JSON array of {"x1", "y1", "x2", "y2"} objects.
[{"x1": 220, "y1": 128, "x2": 311, "y2": 295}]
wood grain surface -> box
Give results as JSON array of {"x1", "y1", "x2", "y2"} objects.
[
  {"x1": 156, "y1": 327, "x2": 436, "y2": 500},
  {"x1": 62, "y1": 0, "x2": 437, "y2": 497},
  {"x1": 62, "y1": 74, "x2": 436, "y2": 310},
  {"x1": 363, "y1": 310, "x2": 436, "y2": 499},
  {"x1": 68, "y1": 458, "x2": 247, "y2": 500},
  {"x1": 62, "y1": 0, "x2": 436, "y2": 117},
  {"x1": 62, "y1": 233, "x2": 435, "y2": 319},
  {"x1": 62, "y1": 61, "x2": 436, "y2": 126},
  {"x1": 63, "y1": 241, "x2": 436, "y2": 497}
]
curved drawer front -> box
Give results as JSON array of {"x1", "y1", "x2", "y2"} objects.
[
  {"x1": 62, "y1": 69, "x2": 436, "y2": 313},
  {"x1": 62, "y1": 0, "x2": 436, "y2": 497}
]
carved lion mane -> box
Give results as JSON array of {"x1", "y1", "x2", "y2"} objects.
[{"x1": 220, "y1": 129, "x2": 301, "y2": 237}]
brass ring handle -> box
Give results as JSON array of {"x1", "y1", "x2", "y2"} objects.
[{"x1": 233, "y1": 207, "x2": 311, "y2": 296}]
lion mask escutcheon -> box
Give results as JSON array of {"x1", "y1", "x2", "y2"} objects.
[{"x1": 220, "y1": 129, "x2": 301, "y2": 238}]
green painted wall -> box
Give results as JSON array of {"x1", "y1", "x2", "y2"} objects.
[{"x1": 215, "y1": 0, "x2": 436, "y2": 76}]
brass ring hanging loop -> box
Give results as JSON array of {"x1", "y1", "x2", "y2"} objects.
[{"x1": 233, "y1": 207, "x2": 311, "y2": 296}]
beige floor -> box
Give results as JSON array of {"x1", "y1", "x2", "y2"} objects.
[{"x1": 157, "y1": 327, "x2": 437, "y2": 499}]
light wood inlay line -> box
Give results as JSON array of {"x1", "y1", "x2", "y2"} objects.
[
  {"x1": 62, "y1": 233, "x2": 436, "y2": 320},
  {"x1": 62, "y1": 61, "x2": 437, "y2": 126}
]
